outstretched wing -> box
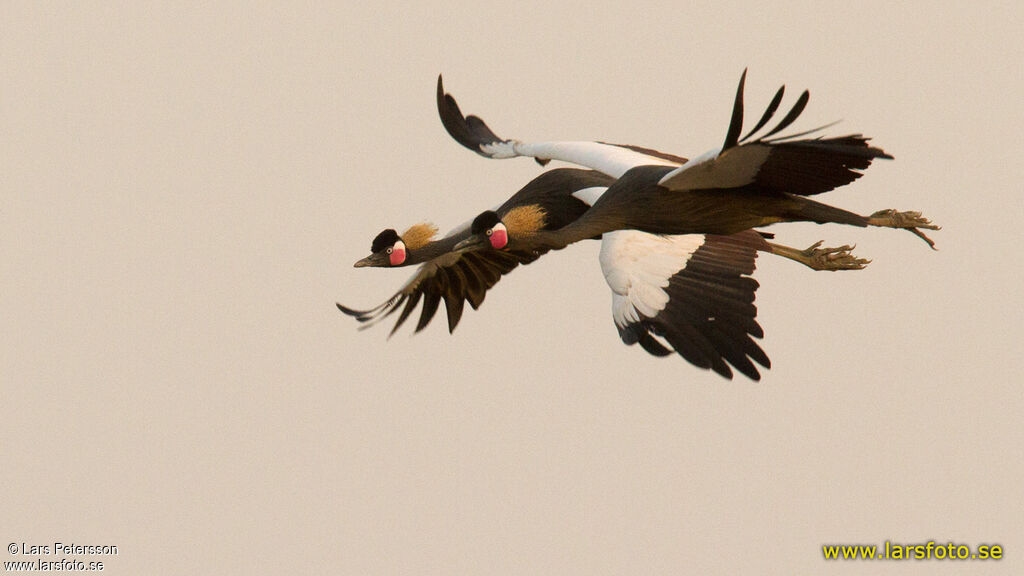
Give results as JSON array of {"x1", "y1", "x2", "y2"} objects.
[
  {"x1": 437, "y1": 75, "x2": 685, "y2": 178},
  {"x1": 341, "y1": 168, "x2": 615, "y2": 336},
  {"x1": 338, "y1": 249, "x2": 536, "y2": 336},
  {"x1": 658, "y1": 70, "x2": 892, "y2": 196},
  {"x1": 601, "y1": 229, "x2": 771, "y2": 381}
]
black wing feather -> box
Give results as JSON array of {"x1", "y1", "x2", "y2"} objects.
[
  {"x1": 759, "y1": 89, "x2": 810, "y2": 140},
  {"x1": 740, "y1": 85, "x2": 785, "y2": 143},
  {"x1": 441, "y1": 266, "x2": 467, "y2": 333},
  {"x1": 722, "y1": 69, "x2": 747, "y2": 151},
  {"x1": 457, "y1": 254, "x2": 488, "y2": 309},
  {"x1": 438, "y1": 75, "x2": 691, "y2": 167},
  {"x1": 389, "y1": 291, "x2": 422, "y2": 337},
  {"x1": 339, "y1": 249, "x2": 533, "y2": 336},
  {"x1": 617, "y1": 230, "x2": 770, "y2": 381},
  {"x1": 663, "y1": 77, "x2": 891, "y2": 198},
  {"x1": 436, "y1": 75, "x2": 506, "y2": 155},
  {"x1": 754, "y1": 135, "x2": 892, "y2": 196},
  {"x1": 415, "y1": 291, "x2": 442, "y2": 333}
]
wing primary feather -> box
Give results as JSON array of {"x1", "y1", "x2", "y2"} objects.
[
  {"x1": 660, "y1": 326, "x2": 711, "y2": 370},
  {"x1": 677, "y1": 323, "x2": 730, "y2": 376},
  {"x1": 441, "y1": 266, "x2": 467, "y2": 333},
  {"x1": 436, "y1": 75, "x2": 505, "y2": 154},
  {"x1": 762, "y1": 119, "x2": 842, "y2": 143},
  {"x1": 388, "y1": 291, "x2": 422, "y2": 338},
  {"x1": 617, "y1": 324, "x2": 674, "y2": 356},
  {"x1": 760, "y1": 90, "x2": 810, "y2": 139},
  {"x1": 722, "y1": 69, "x2": 747, "y2": 151},
  {"x1": 336, "y1": 298, "x2": 393, "y2": 321},
  {"x1": 637, "y1": 332, "x2": 674, "y2": 356},
  {"x1": 740, "y1": 85, "x2": 785, "y2": 143},
  {"x1": 465, "y1": 115, "x2": 501, "y2": 144},
  {"x1": 356, "y1": 295, "x2": 407, "y2": 331},
  {"x1": 436, "y1": 75, "x2": 476, "y2": 152},
  {"x1": 336, "y1": 302, "x2": 366, "y2": 318},
  {"x1": 470, "y1": 254, "x2": 503, "y2": 286},
  {"x1": 444, "y1": 295, "x2": 465, "y2": 333},
  {"x1": 744, "y1": 335, "x2": 771, "y2": 367},
  {"x1": 415, "y1": 291, "x2": 442, "y2": 333},
  {"x1": 704, "y1": 324, "x2": 761, "y2": 381},
  {"x1": 457, "y1": 255, "x2": 487, "y2": 309}
]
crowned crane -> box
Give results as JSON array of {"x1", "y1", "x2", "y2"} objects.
[
  {"x1": 338, "y1": 168, "x2": 612, "y2": 335},
  {"x1": 340, "y1": 167, "x2": 867, "y2": 379},
  {"x1": 439, "y1": 72, "x2": 939, "y2": 249},
  {"x1": 440, "y1": 72, "x2": 937, "y2": 378}
]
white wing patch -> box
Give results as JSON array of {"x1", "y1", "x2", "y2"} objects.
[
  {"x1": 489, "y1": 141, "x2": 681, "y2": 178},
  {"x1": 478, "y1": 141, "x2": 519, "y2": 159},
  {"x1": 570, "y1": 186, "x2": 608, "y2": 206},
  {"x1": 656, "y1": 145, "x2": 771, "y2": 190},
  {"x1": 599, "y1": 231, "x2": 705, "y2": 329}
]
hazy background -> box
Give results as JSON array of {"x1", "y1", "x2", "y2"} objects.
[{"x1": 3, "y1": 2, "x2": 1022, "y2": 574}]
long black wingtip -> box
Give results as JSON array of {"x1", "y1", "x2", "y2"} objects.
[
  {"x1": 436, "y1": 75, "x2": 445, "y2": 118},
  {"x1": 761, "y1": 89, "x2": 810, "y2": 140},
  {"x1": 436, "y1": 74, "x2": 445, "y2": 115},
  {"x1": 387, "y1": 293, "x2": 418, "y2": 339},
  {"x1": 436, "y1": 73, "x2": 505, "y2": 155},
  {"x1": 436, "y1": 73, "x2": 477, "y2": 152},
  {"x1": 740, "y1": 85, "x2": 785, "y2": 143},
  {"x1": 723, "y1": 68, "x2": 747, "y2": 151},
  {"x1": 336, "y1": 302, "x2": 360, "y2": 316},
  {"x1": 436, "y1": 74, "x2": 472, "y2": 151},
  {"x1": 435, "y1": 75, "x2": 449, "y2": 120}
]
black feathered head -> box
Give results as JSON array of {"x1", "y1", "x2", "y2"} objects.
[
  {"x1": 460, "y1": 210, "x2": 509, "y2": 251},
  {"x1": 354, "y1": 228, "x2": 407, "y2": 268},
  {"x1": 371, "y1": 229, "x2": 401, "y2": 254},
  {"x1": 470, "y1": 211, "x2": 502, "y2": 235}
]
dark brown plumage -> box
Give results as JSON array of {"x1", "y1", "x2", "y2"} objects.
[
  {"x1": 455, "y1": 70, "x2": 917, "y2": 255},
  {"x1": 616, "y1": 230, "x2": 770, "y2": 380},
  {"x1": 440, "y1": 70, "x2": 937, "y2": 379},
  {"x1": 338, "y1": 168, "x2": 616, "y2": 335}
]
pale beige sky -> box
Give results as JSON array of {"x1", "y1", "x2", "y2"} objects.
[{"x1": 2, "y1": 2, "x2": 1022, "y2": 574}]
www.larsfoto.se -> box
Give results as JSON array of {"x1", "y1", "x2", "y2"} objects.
[{"x1": 823, "y1": 541, "x2": 1003, "y2": 560}]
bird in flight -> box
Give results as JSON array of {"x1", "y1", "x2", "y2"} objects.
[
  {"x1": 340, "y1": 72, "x2": 935, "y2": 380},
  {"x1": 441, "y1": 71, "x2": 938, "y2": 255},
  {"x1": 439, "y1": 72, "x2": 936, "y2": 378},
  {"x1": 339, "y1": 166, "x2": 867, "y2": 380},
  {"x1": 338, "y1": 168, "x2": 615, "y2": 336}
]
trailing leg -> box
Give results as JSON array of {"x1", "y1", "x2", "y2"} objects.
[
  {"x1": 766, "y1": 240, "x2": 869, "y2": 271},
  {"x1": 866, "y1": 209, "x2": 940, "y2": 249},
  {"x1": 786, "y1": 197, "x2": 940, "y2": 249}
]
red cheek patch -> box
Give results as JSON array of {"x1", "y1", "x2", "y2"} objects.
[
  {"x1": 389, "y1": 249, "x2": 406, "y2": 266},
  {"x1": 489, "y1": 229, "x2": 508, "y2": 250}
]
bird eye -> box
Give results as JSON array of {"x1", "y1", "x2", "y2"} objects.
[
  {"x1": 485, "y1": 229, "x2": 493, "y2": 236},
  {"x1": 386, "y1": 248, "x2": 393, "y2": 254}
]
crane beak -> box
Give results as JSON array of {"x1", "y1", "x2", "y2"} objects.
[
  {"x1": 353, "y1": 254, "x2": 380, "y2": 268},
  {"x1": 453, "y1": 235, "x2": 487, "y2": 252}
]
